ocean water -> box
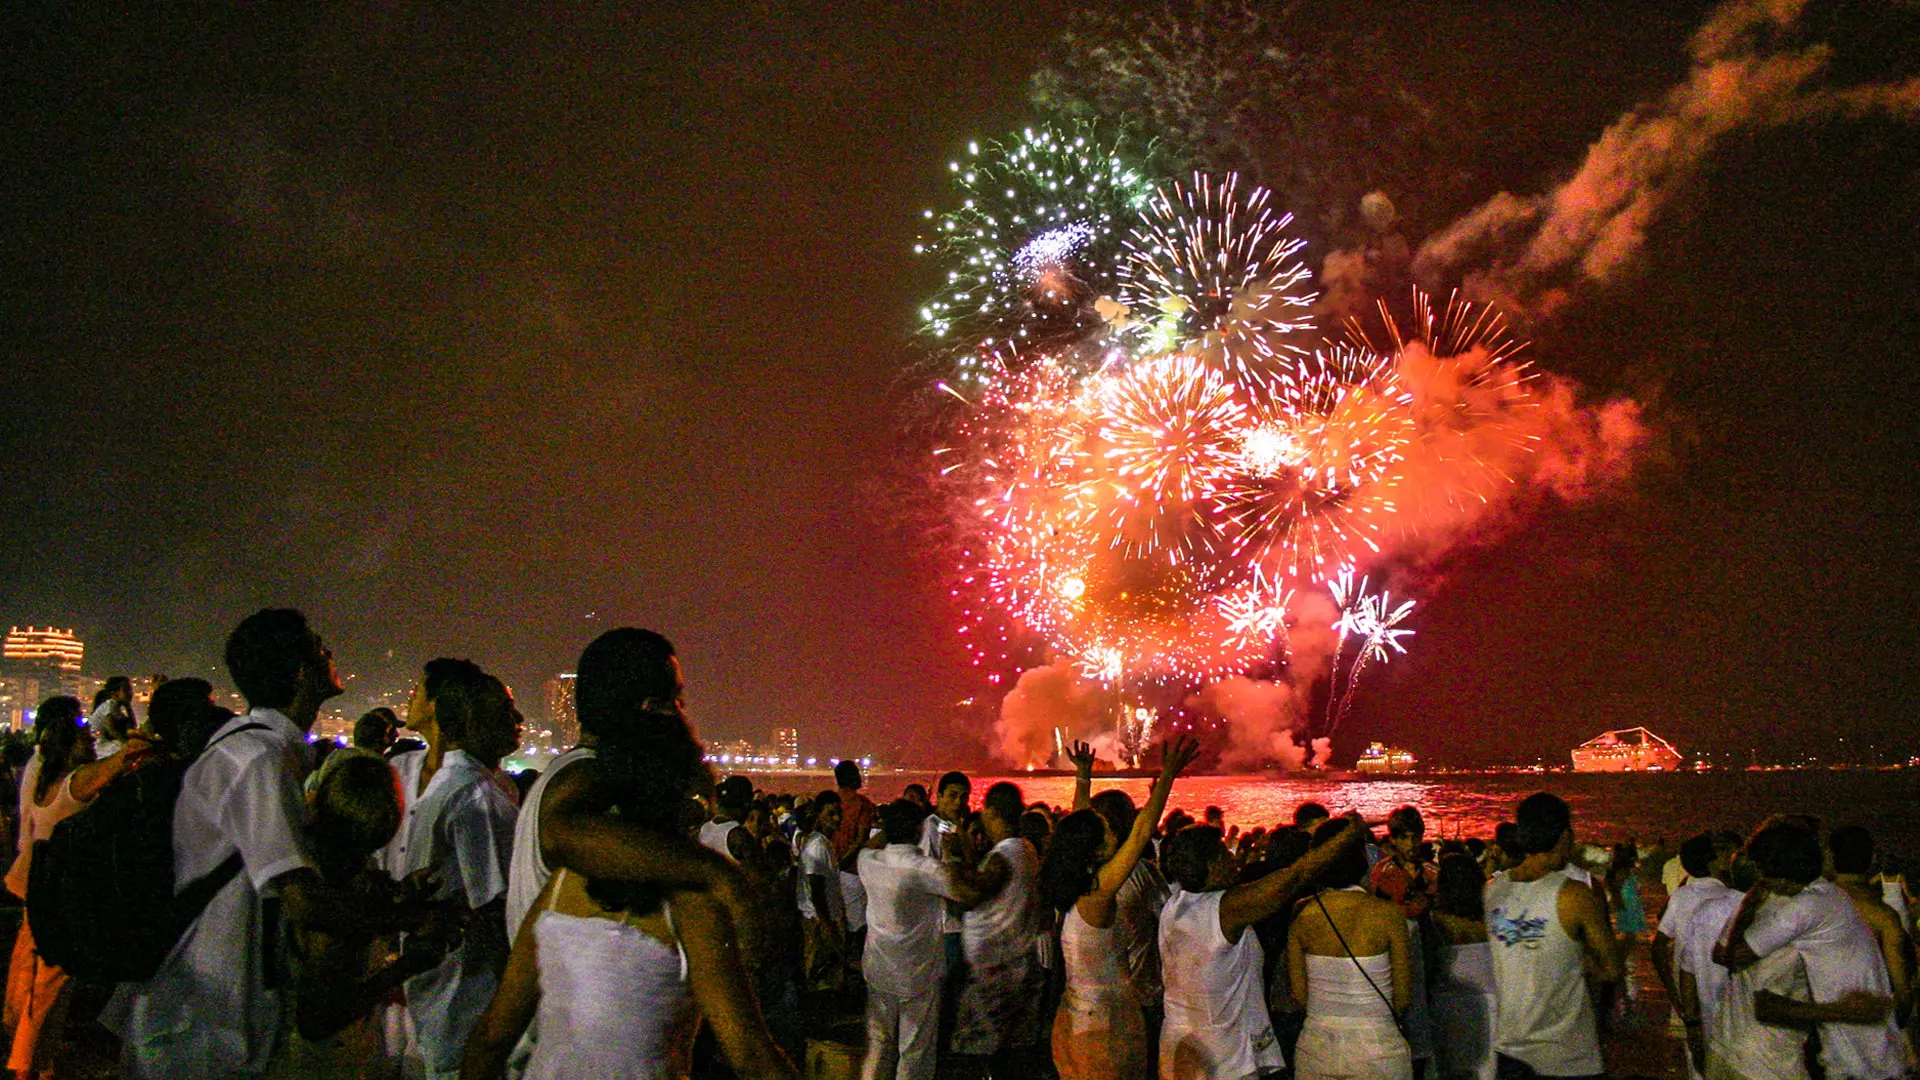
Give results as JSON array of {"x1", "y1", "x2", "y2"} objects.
[{"x1": 853, "y1": 769, "x2": 1920, "y2": 855}]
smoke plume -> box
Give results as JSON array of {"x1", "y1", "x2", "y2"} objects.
[
  {"x1": 993, "y1": 659, "x2": 1109, "y2": 767},
  {"x1": 1412, "y1": 0, "x2": 1920, "y2": 317}
]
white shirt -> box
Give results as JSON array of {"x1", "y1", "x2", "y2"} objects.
[
  {"x1": 1677, "y1": 889, "x2": 1743, "y2": 1032},
  {"x1": 403, "y1": 749, "x2": 520, "y2": 1073},
  {"x1": 858, "y1": 844, "x2": 959, "y2": 996},
  {"x1": 960, "y1": 837, "x2": 1040, "y2": 969},
  {"x1": 1708, "y1": 935, "x2": 1812, "y2": 1080},
  {"x1": 796, "y1": 831, "x2": 842, "y2": 922},
  {"x1": 107, "y1": 708, "x2": 315, "y2": 1078},
  {"x1": 505, "y1": 745, "x2": 595, "y2": 944},
  {"x1": 1742, "y1": 879, "x2": 1911, "y2": 1080},
  {"x1": 1660, "y1": 876, "x2": 1738, "y2": 983}
]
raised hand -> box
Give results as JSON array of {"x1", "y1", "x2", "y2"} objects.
[
  {"x1": 1158, "y1": 733, "x2": 1201, "y2": 781},
  {"x1": 1067, "y1": 740, "x2": 1097, "y2": 774}
]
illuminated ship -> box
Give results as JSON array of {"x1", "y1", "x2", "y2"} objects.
[
  {"x1": 1355, "y1": 742, "x2": 1417, "y2": 775},
  {"x1": 1569, "y1": 727, "x2": 1683, "y2": 773}
]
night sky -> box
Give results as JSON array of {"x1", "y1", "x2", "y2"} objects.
[{"x1": 2, "y1": 2, "x2": 1915, "y2": 766}]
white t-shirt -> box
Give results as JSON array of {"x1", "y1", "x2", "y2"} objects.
[
  {"x1": 1707, "y1": 934, "x2": 1812, "y2": 1080},
  {"x1": 1677, "y1": 889, "x2": 1743, "y2": 1033},
  {"x1": 1741, "y1": 879, "x2": 1911, "y2": 1080},
  {"x1": 1660, "y1": 876, "x2": 1738, "y2": 982},
  {"x1": 107, "y1": 708, "x2": 316, "y2": 1078},
  {"x1": 960, "y1": 837, "x2": 1040, "y2": 969},
  {"x1": 796, "y1": 831, "x2": 843, "y2": 922},
  {"x1": 403, "y1": 749, "x2": 520, "y2": 1075},
  {"x1": 504, "y1": 745, "x2": 595, "y2": 943},
  {"x1": 859, "y1": 844, "x2": 959, "y2": 996}
]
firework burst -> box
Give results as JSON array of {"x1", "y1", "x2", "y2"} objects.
[{"x1": 1119, "y1": 172, "x2": 1318, "y2": 378}]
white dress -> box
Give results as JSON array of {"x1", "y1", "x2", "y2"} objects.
[
  {"x1": 523, "y1": 881, "x2": 699, "y2": 1080},
  {"x1": 1054, "y1": 905, "x2": 1150, "y2": 1080},
  {"x1": 1430, "y1": 943, "x2": 1496, "y2": 1080},
  {"x1": 1294, "y1": 953, "x2": 1411, "y2": 1080}
]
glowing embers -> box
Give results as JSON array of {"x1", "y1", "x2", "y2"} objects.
[{"x1": 1119, "y1": 172, "x2": 1317, "y2": 375}]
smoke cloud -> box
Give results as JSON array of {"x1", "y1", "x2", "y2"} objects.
[
  {"x1": 1412, "y1": 0, "x2": 1920, "y2": 317},
  {"x1": 993, "y1": 659, "x2": 1109, "y2": 767},
  {"x1": 1184, "y1": 675, "x2": 1330, "y2": 770}
]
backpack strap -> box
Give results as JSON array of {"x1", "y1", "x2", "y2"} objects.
[{"x1": 166, "y1": 721, "x2": 277, "y2": 931}]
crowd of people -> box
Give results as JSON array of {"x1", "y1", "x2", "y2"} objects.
[{"x1": 0, "y1": 610, "x2": 1913, "y2": 1080}]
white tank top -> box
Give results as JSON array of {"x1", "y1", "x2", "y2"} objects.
[
  {"x1": 1158, "y1": 887, "x2": 1284, "y2": 1079},
  {"x1": 697, "y1": 819, "x2": 740, "y2": 862},
  {"x1": 523, "y1": 873, "x2": 697, "y2": 1080},
  {"x1": 506, "y1": 746, "x2": 597, "y2": 943},
  {"x1": 1304, "y1": 952, "x2": 1397, "y2": 1022},
  {"x1": 1483, "y1": 870, "x2": 1602, "y2": 1075},
  {"x1": 1061, "y1": 904, "x2": 1128, "y2": 1000},
  {"x1": 5, "y1": 770, "x2": 87, "y2": 900}
]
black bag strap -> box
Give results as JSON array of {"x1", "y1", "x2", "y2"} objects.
[
  {"x1": 166, "y1": 721, "x2": 273, "y2": 929},
  {"x1": 1312, "y1": 888, "x2": 1405, "y2": 1033}
]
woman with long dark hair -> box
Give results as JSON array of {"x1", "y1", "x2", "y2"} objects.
[
  {"x1": 1040, "y1": 734, "x2": 1198, "y2": 1080},
  {"x1": 4, "y1": 696, "x2": 141, "y2": 1078},
  {"x1": 461, "y1": 708, "x2": 796, "y2": 1080}
]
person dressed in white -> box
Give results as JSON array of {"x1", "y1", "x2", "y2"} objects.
[
  {"x1": 402, "y1": 666, "x2": 522, "y2": 1080},
  {"x1": 87, "y1": 676, "x2": 135, "y2": 758},
  {"x1": 700, "y1": 775, "x2": 759, "y2": 863},
  {"x1": 462, "y1": 709, "x2": 797, "y2": 1080},
  {"x1": 1429, "y1": 853, "x2": 1496, "y2": 1080},
  {"x1": 947, "y1": 781, "x2": 1046, "y2": 1065},
  {"x1": 857, "y1": 800, "x2": 965, "y2": 1080},
  {"x1": 1287, "y1": 820, "x2": 1414, "y2": 1080},
  {"x1": 110, "y1": 608, "x2": 431, "y2": 1079},
  {"x1": 1042, "y1": 736, "x2": 1197, "y2": 1080},
  {"x1": 380, "y1": 658, "x2": 470, "y2": 880},
  {"x1": 1713, "y1": 820, "x2": 1909, "y2": 1080},
  {"x1": 797, "y1": 793, "x2": 847, "y2": 989},
  {"x1": 1482, "y1": 793, "x2": 1621, "y2": 1080},
  {"x1": 1655, "y1": 833, "x2": 1740, "y2": 1080},
  {"x1": 1157, "y1": 811, "x2": 1368, "y2": 1080}
]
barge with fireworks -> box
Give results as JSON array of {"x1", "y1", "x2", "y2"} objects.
[{"x1": 1570, "y1": 727, "x2": 1683, "y2": 772}]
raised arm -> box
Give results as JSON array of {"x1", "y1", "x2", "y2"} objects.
[
  {"x1": 1068, "y1": 741, "x2": 1096, "y2": 811},
  {"x1": 1220, "y1": 814, "x2": 1367, "y2": 942},
  {"x1": 1093, "y1": 735, "x2": 1197, "y2": 897},
  {"x1": 1711, "y1": 883, "x2": 1771, "y2": 973},
  {"x1": 678, "y1": 890, "x2": 802, "y2": 1080},
  {"x1": 68, "y1": 741, "x2": 144, "y2": 802},
  {"x1": 541, "y1": 758, "x2": 743, "y2": 897}
]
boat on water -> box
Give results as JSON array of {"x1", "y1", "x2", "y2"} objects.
[
  {"x1": 1570, "y1": 727, "x2": 1683, "y2": 773},
  {"x1": 1355, "y1": 742, "x2": 1418, "y2": 775}
]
